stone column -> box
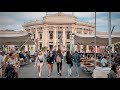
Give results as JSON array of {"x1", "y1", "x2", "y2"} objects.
[
  {"x1": 72, "y1": 24, "x2": 75, "y2": 34},
  {"x1": 86, "y1": 45, "x2": 89, "y2": 53},
  {"x1": 35, "y1": 28, "x2": 38, "y2": 39},
  {"x1": 45, "y1": 25, "x2": 48, "y2": 48},
  {"x1": 42, "y1": 28, "x2": 44, "y2": 47},
  {"x1": 63, "y1": 27, "x2": 65, "y2": 47}
]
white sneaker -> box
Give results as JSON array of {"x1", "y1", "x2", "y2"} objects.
[{"x1": 39, "y1": 73, "x2": 41, "y2": 77}]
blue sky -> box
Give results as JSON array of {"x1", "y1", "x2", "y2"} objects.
[{"x1": 0, "y1": 12, "x2": 120, "y2": 32}]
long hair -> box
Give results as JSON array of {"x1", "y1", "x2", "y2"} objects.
[
  {"x1": 66, "y1": 50, "x2": 72, "y2": 59},
  {"x1": 57, "y1": 48, "x2": 61, "y2": 55}
]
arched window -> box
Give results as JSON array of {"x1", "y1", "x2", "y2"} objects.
[
  {"x1": 58, "y1": 31, "x2": 62, "y2": 39},
  {"x1": 67, "y1": 31, "x2": 70, "y2": 39},
  {"x1": 40, "y1": 32, "x2": 42, "y2": 39},
  {"x1": 49, "y1": 31, "x2": 53, "y2": 39}
]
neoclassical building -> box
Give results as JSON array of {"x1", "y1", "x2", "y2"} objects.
[{"x1": 22, "y1": 12, "x2": 95, "y2": 51}]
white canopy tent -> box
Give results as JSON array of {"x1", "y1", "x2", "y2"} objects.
[
  {"x1": 74, "y1": 34, "x2": 120, "y2": 46},
  {"x1": 0, "y1": 33, "x2": 35, "y2": 45}
]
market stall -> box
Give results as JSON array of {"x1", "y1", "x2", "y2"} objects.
[
  {"x1": 72, "y1": 33, "x2": 120, "y2": 77},
  {"x1": 74, "y1": 34, "x2": 120, "y2": 46},
  {"x1": 0, "y1": 33, "x2": 34, "y2": 45}
]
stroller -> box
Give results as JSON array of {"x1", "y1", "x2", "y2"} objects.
[{"x1": 5, "y1": 63, "x2": 16, "y2": 78}]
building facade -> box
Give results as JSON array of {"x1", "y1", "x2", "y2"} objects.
[{"x1": 22, "y1": 12, "x2": 95, "y2": 51}]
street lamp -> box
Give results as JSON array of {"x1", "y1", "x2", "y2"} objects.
[{"x1": 70, "y1": 33, "x2": 75, "y2": 53}]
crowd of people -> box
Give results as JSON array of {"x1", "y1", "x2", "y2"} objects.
[
  {"x1": 0, "y1": 46, "x2": 81, "y2": 78},
  {"x1": 0, "y1": 49, "x2": 37, "y2": 78},
  {"x1": 0, "y1": 50, "x2": 20, "y2": 78},
  {"x1": 95, "y1": 54, "x2": 120, "y2": 78},
  {"x1": 0, "y1": 46, "x2": 120, "y2": 78},
  {"x1": 34, "y1": 46, "x2": 81, "y2": 78}
]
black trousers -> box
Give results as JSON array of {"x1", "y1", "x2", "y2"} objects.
[{"x1": 56, "y1": 62, "x2": 62, "y2": 73}]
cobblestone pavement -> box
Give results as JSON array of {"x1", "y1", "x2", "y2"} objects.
[{"x1": 19, "y1": 60, "x2": 92, "y2": 78}]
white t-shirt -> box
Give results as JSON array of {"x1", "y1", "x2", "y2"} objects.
[
  {"x1": 101, "y1": 58, "x2": 107, "y2": 67},
  {"x1": 0, "y1": 55, "x2": 3, "y2": 68}
]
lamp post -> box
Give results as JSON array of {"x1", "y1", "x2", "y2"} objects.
[
  {"x1": 70, "y1": 33, "x2": 75, "y2": 53},
  {"x1": 94, "y1": 12, "x2": 96, "y2": 68},
  {"x1": 108, "y1": 12, "x2": 112, "y2": 67}
]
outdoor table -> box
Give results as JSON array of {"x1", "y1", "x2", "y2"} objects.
[
  {"x1": 81, "y1": 62, "x2": 95, "y2": 73},
  {"x1": 81, "y1": 60, "x2": 94, "y2": 62},
  {"x1": 92, "y1": 67, "x2": 111, "y2": 78}
]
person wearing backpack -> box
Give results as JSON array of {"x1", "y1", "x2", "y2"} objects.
[
  {"x1": 56, "y1": 49, "x2": 63, "y2": 76},
  {"x1": 72, "y1": 51, "x2": 80, "y2": 77},
  {"x1": 34, "y1": 50, "x2": 44, "y2": 78},
  {"x1": 66, "y1": 50, "x2": 73, "y2": 77}
]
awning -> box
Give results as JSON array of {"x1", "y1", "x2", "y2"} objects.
[
  {"x1": 74, "y1": 34, "x2": 120, "y2": 46},
  {"x1": 0, "y1": 33, "x2": 35, "y2": 45}
]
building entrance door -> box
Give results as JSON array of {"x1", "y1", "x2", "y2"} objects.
[{"x1": 49, "y1": 45, "x2": 53, "y2": 50}]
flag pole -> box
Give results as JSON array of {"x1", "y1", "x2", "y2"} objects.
[
  {"x1": 94, "y1": 12, "x2": 96, "y2": 68},
  {"x1": 108, "y1": 12, "x2": 112, "y2": 67}
]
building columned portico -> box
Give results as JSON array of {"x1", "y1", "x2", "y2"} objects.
[{"x1": 23, "y1": 12, "x2": 95, "y2": 52}]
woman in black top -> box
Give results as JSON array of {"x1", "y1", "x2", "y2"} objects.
[
  {"x1": 47, "y1": 51, "x2": 54, "y2": 77},
  {"x1": 66, "y1": 50, "x2": 73, "y2": 77},
  {"x1": 56, "y1": 49, "x2": 63, "y2": 76}
]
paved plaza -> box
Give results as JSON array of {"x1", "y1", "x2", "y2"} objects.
[{"x1": 19, "y1": 60, "x2": 92, "y2": 78}]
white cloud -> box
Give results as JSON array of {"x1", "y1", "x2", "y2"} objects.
[
  {"x1": 0, "y1": 16, "x2": 16, "y2": 25},
  {"x1": 0, "y1": 12, "x2": 120, "y2": 32},
  {"x1": 0, "y1": 24, "x2": 23, "y2": 31},
  {"x1": 18, "y1": 12, "x2": 46, "y2": 20},
  {"x1": 74, "y1": 12, "x2": 95, "y2": 18}
]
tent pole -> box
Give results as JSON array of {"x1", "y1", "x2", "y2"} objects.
[
  {"x1": 19, "y1": 37, "x2": 31, "y2": 51},
  {"x1": 109, "y1": 12, "x2": 112, "y2": 67},
  {"x1": 94, "y1": 12, "x2": 96, "y2": 68}
]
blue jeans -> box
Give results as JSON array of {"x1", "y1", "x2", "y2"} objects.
[
  {"x1": 74, "y1": 63, "x2": 80, "y2": 77},
  {"x1": 68, "y1": 64, "x2": 72, "y2": 76}
]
